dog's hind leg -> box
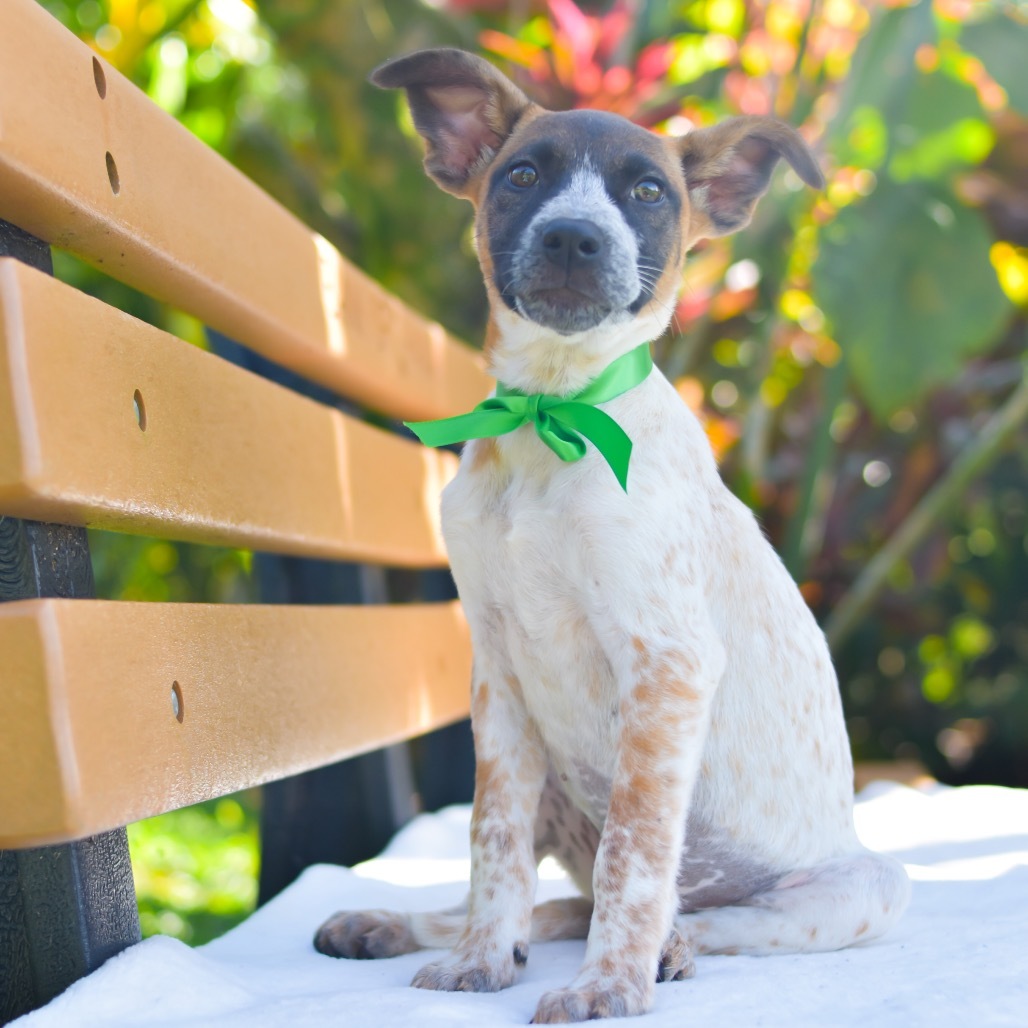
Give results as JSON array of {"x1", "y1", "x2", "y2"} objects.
[
  {"x1": 315, "y1": 903, "x2": 465, "y2": 959},
  {"x1": 316, "y1": 775, "x2": 599, "y2": 961},
  {"x1": 533, "y1": 771, "x2": 600, "y2": 897},
  {"x1": 316, "y1": 896, "x2": 595, "y2": 960},
  {"x1": 678, "y1": 851, "x2": 910, "y2": 955}
]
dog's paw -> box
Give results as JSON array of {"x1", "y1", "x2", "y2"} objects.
[
  {"x1": 412, "y1": 951, "x2": 518, "y2": 993},
  {"x1": 657, "y1": 927, "x2": 696, "y2": 982},
  {"x1": 313, "y1": 909, "x2": 418, "y2": 959},
  {"x1": 531, "y1": 980, "x2": 651, "y2": 1023}
]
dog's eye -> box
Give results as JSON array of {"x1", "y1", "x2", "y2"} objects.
[
  {"x1": 508, "y1": 163, "x2": 538, "y2": 188},
  {"x1": 632, "y1": 180, "x2": 664, "y2": 204}
]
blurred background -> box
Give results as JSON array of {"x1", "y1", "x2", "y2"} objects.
[{"x1": 38, "y1": 0, "x2": 1027, "y2": 943}]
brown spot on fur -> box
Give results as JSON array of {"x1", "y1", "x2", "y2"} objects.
[
  {"x1": 808, "y1": 926, "x2": 818, "y2": 941},
  {"x1": 661, "y1": 544, "x2": 680, "y2": 573},
  {"x1": 468, "y1": 437, "x2": 500, "y2": 474},
  {"x1": 530, "y1": 898, "x2": 592, "y2": 942},
  {"x1": 459, "y1": 922, "x2": 493, "y2": 955},
  {"x1": 855, "y1": 920, "x2": 870, "y2": 937},
  {"x1": 470, "y1": 756, "x2": 512, "y2": 832},
  {"x1": 590, "y1": 645, "x2": 710, "y2": 966},
  {"x1": 482, "y1": 309, "x2": 502, "y2": 367},
  {"x1": 472, "y1": 681, "x2": 489, "y2": 719},
  {"x1": 503, "y1": 674, "x2": 524, "y2": 704}
]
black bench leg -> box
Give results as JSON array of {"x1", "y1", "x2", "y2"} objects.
[
  {"x1": 0, "y1": 519, "x2": 142, "y2": 1023},
  {"x1": 0, "y1": 224, "x2": 141, "y2": 1024},
  {"x1": 0, "y1": 834, "x2": 141, "y2": 1023}
]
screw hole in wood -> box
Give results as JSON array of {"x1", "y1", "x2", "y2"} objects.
[
  {"x1": 106, "y1": 152, "x2": 120, "y2": 194},
  {"x1": 171, "y1": 681, "x2": 184, "y2": 723},
  {"x1": 92, "y1": 57, "x2": 106, "y2": 99},
  {"x1": 133, "y1": 389, "x2": 146, "y2": 431}
]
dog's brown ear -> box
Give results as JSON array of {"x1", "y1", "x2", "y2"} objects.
[
  {"x1": 678, "y1": 116, "x2": 823, "y2": 239},
  {"x1": 370, "y1": 48, "x2": 535, "y2": 198}
]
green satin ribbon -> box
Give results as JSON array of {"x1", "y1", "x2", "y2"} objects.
[{"x1": 404, "y1": 343, "x2": 653, "y2": 492}]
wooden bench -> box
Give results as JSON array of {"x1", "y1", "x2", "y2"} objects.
[{"x1": 0, "y1": 2, "x2": 489, "y2": 1021}]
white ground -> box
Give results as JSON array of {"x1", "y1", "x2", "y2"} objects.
[{"x1": 16, "y1": 782, "x2": 1028, "y2": 1027}]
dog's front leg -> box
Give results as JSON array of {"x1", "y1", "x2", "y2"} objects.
[
  {"x1": 413, "y1": 665, "x2": 547, "y2": 993},
  {"x1": 533, "y1": 629, "x2": 723, "y2": 1023}
]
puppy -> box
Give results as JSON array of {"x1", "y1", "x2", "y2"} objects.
[{"x1": 315, "y1": 48, "x2": 910, "y2": 1023}]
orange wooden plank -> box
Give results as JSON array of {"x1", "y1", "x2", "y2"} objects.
[
  {"x1": 0, "y1": 598, "x2": 472, "y2": 848},
  {"x1": 0, "y1": 0, "x2": 490, "y2": 421},
  {"x1": 0, "y1": 258, "x2": 455, "y2": 566}
]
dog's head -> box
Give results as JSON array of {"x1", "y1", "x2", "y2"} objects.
[{"x1": 371, "y1": 49, "x2": 822, "y2": 376}]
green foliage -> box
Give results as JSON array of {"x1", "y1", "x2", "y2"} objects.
[
  {"x1": 961, "y1": 13, "x2": 1028, "y2": 114},
  {"x1": 812, "y1": 2, "x2": 1013, "y2": 420},
  {"x1": 814, "y1": 181, "x2": 1010, "y2": 419},
  {"x1": 128, "y1": 794, "x2": 260, "y2": 944},
  {"x1": 89, "y1": 530, "x2": 254, "y2": 603}
]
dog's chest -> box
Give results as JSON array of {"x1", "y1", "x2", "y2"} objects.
[{"x1": 443, "y1": 443, "x2": 625, "y2": 812}]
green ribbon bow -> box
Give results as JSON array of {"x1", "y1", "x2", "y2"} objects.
[{"x1": 404, "y1": 342, "x2": 653, "y2": 491}]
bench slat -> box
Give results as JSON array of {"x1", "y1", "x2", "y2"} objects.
[
  {"x1": 0, "y1": 0, "x2": 490, "y2": 422},
  {"x1": 0, "y1": 597, "x2": 472, "y2": 848},
  {"x1": 0, "y1": 259, "x2": 455, "y2": 566}
]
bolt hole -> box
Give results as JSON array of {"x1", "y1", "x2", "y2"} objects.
[
  {"x1": 133, "y1": 389, "x2": 146, "y2": 431},
  {"x1": 106, "y1": 152, "x2": 120, "y2": 194},
  {"x1": 171, "y1": 681, "x2": 184, "y2": 723},
  {"x1": 92, "y1": 57, "x2": 107, "y2": 99}
]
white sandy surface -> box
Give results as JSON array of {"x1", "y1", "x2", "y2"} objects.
[{"x1": 16, "y1": 782, "x2": 1028, "y2": 1027}]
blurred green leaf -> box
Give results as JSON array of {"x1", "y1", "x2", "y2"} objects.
[
  {"x1": 813, "y1": 181, "x2": 1012, "y2": 420},
  {"x1": 960, "y1": 11, "x2": 1028, "y2": 113},
  {"x1": 831, "y1": 1, "x2": 937, "y2": 148},
  {"x1": 128, "y1": 793, "x2": 259, "y2": 945},
  {"x1": 837, "y1": 105, "x2": 889, "y2": 170},
  {"x1": 890, "y1": 117, "x2": 994, "y2": 182},
  {"x1": 886, "y1": 66, "x2": 992, "y2": 181}
]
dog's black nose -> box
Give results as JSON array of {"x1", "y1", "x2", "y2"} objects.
[{"x1": 541, "y1": 218, "x2": 603, "y2": 270}]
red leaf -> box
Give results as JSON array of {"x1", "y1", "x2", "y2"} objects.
[
  {"x1": 548, "y1": 0, "x2": 597, "y2": 64},
  {"x1": 597, "y1": 0, "x2": 633, "y2": 63},
  {"x1": 635, "y1": 41, "x2": 674, "y2": 82}
]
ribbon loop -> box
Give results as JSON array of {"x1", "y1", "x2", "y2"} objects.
[
  {"x1": 404, "y1": 342, "x2": 652, "y2": 491},
  {"x1": 534, "y1": 410, "x2": 587, "y2": 464}
]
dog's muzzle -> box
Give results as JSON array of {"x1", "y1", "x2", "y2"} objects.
[{"x1": 512, "y1": 217, "x2": 640, "y2": 335}]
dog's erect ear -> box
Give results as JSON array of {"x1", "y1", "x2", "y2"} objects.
[
  {"x1": 678, "y1": 116, "x2": 823, "y2": 239},
  {"x1": 370, "y1": 48, "x2": 535, "y2": 197}
]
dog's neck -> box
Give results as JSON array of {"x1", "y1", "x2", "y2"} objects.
[{"x1": 485, "y1": 305, "x2": 671, "y2": 397}]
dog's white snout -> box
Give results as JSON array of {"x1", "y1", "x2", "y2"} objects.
[{"x1": 541, "y1": 218, "x2": 603, "y2": 272}]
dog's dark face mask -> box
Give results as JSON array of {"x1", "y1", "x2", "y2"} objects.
[{"x1": 480, "y1": 110, "x2": 687, "y2": 335}]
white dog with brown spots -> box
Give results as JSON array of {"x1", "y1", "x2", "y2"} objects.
[{"x1": 315, "y1": 48, "x2": 910, "y2": 1023}]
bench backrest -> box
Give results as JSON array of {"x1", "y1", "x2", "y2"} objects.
[{"x1": 0, "y1": 0, "x2": 486, "y2": 850}]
